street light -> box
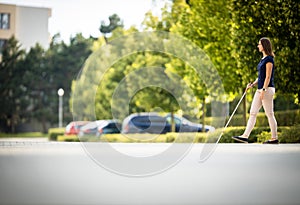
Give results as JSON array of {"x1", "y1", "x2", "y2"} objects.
[{"x1": 57, "y1": 88, "x2": 64, "y2": 128}]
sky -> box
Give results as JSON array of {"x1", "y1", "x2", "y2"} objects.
[{"x1": 0, "y1": 0, "x2": 166, "y2": 42}]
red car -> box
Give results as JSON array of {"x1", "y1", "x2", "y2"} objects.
[{"x1": 65, "y1": 121, "x2": 90, "y2": 135}]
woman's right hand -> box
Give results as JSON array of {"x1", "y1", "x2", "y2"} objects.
[{"x1": 245, "y1": 83, "x2": 253, "y2": 91}]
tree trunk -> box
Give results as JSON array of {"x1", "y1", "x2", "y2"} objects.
[
  {"x1": 11, "y1": 114, "x2": 16, "y2": 133},
  {"x1": 41, "y1": 117, "x2": 47, "y2": 134},
  {"x1": 202, "y1": 97, "x2": 206, "y2": 132},
  {"x1": 171, "y1": 111, "x2": 175, "y2": 132},
  {"x1": 104, "y1": 36, "x2": 108, "y2": 44}
]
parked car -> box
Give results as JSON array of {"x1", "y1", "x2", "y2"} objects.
[
  {"x1": 122, "y1": 112, "x2": 215, "y2": 134},
  {"x1": 79, "y1": 120, "x2": 121, "y2": 137},
  {"x1": 122, "y1": 113, "x2": 169, "y2": 134},
  {"x1": 78, "y1": 120, "x2": 105, "y2": 137},
  {"x1": 165, "y1": 114, "x2": 215, "y2": 132},
  {"x1": 65, "y1": 121, "x2": 90, "y2": 135},
  {"x1": 96, "y1": 120, "x2": 121, "y2": 136}
]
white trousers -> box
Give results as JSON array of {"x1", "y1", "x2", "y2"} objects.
[{"x1": 243, "y1": 87, "x2": 278, "y2": 139}]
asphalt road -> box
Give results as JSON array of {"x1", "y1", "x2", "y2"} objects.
[{"x1": 0, "y1": 140, "x2": 300, "y2": 205}]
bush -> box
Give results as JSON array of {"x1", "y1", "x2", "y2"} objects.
[
  {"x1": 0, "y1": 132, "x2": 47, "y2": 138},
  {"x1": 55, "y1": 125, "x2": 300, "y2": 143},
  {"x1": 279, "y1": 124, "x2": 300, "y2": 143},
  {"x1": 48, "y1": 128, "x2": 65, "y2": 141},
  {"x1": 206, "y1": 109, "x2": 300, "y2": 127},
  {"x1": 213, "y1": 126, "x2": 272, "y2": 143},
  {"x1": 276, "y1": 110, "x2": 300, "y2": 126},
  {"x1": 220, "y1": 125, "x2": 298, "y2": 143},
  {"x1": 255, "y1": 131, "x2": 267, "y2": 143},
  {"x1": 57, "y1": 135, "x2": 79, "y2": 142}
]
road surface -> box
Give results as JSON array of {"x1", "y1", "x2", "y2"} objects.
[{"x1": 0, "y1": 140, "x2": 300, "y2": 205}]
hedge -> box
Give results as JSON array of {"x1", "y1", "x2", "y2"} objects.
[
  {"x1": 48, "y1": 128, "x2": 65, "y2": 141},
  {"x1": 57, "y1": 132, "x2": 207, "y2": 143},
  {"x1": 56, "y1": 125, "x2": 300, "y2": 143},
  {"x1": 206, "y1": 109, "x2": 300, "y2": 127},
  {"x1": 0, "y1": 132, "x2": 47, "y2": 138}
]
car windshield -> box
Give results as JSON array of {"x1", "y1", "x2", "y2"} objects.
[
  {"x1": 166, "y1": 116, "x2": 191, "y2": 125},
  {"x1": 82, "y1": 121, "x2": 103, "y2": 130},
  {"x1": 132, "y1": 116, "x2": 165, "y2": 123}
]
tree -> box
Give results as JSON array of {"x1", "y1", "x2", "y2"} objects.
[
  {"x1": 71, "y1": 1, "x2": 300, "y2": 130},
  {"x1": 73, "y1": 27, "x2": 187, "y2": 127},
  {"x1": 0, "y1": 36, "x2": 26, "y2": 132},
  {"x1": 143, "y1": 0, "x2": 233, "y2": 128},
  {"x1": 99, "y1": 14, "x2": 124, "y2": 44},
  {"x1": 230, "y1": 0, "x2": 300, "y2": 124},
  {"x1": 122, "y1": 51, "x2": 181, "y2": 116},
  {"x1": 21, "y1": 43, "x2": 56, "y2": 133},
  {"x1": 231, "y1": 0, "x2": 300, "y2": 102},
  {"x1": 45, "y1": 33, "x2": 93, "y2": 126}
]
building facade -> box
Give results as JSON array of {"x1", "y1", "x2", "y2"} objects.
[{"x1": 0, "y1": 3, "x2": 51, "y2": 55}]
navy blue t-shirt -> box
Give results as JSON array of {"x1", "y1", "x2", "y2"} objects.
[{"x1": 257, "y1": 55, "x2": 275, "y2": 89}]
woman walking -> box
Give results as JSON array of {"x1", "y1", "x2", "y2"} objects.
[{"x1": 232, "y1": 37, "x2": 278, "y2": 144}]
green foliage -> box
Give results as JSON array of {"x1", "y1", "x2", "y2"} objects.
[
  {"x1": 48, "y1": 127, "x2": 65, "y2": 141},
  {"x1": 231, "y1": 0, "x2": 300, "y2": 100},
  {"x1": 99, "y1": 14, "x2": 124, "y2": 43},
  {"x1": 76, "y1": 30, "x2": 200, "y2": 121},
  {"x1": 256, "y1": 131, "x2": 273, "y2": 143},
  {"x1": 217, "y1": 126, "x2": 294, "y2": 143},
  {"x1": 0, "y1": 36, "x2": 26, "y2": 133},
  {"x1": 1, "y1": 4, "x2": 299, "y2": 134},
  {"x1": 275, "y1": 94, "x2": 300, "y2": 111},
  {"x1": 47, "y1": 33, "x2": 93, "y2": 123},
  {"x1": 206, "y1": 109, "x2": 300, "y2": 128},
  {"x1": 168, "y1": 0, "x2": 237, "y2": 93},
  {"x1": 57, "y1": 134, "x2": 101, "y2": 142},
  {"x1": 57, "y1": 132, "x2": 203, "y2": 143},
  {"x1": 56, "y1": 125, "x2": 300, "y2": 143},
  {"x1": 0, "y1": 132, "x2": 47, "y2": 138},
  {"x1": 57, "y1": 135, "x2": 78, "y2": 142},
  {"x1": 0, "y1": 34, "x2": 93, "y2": 133},
  {"x1": 22, "y1": 44, "x2": 53, "y2": 133},
  {"x1": 71, "y1": 2, "x2": 299, "y2": 130},
  {"x1": 279, "y1": 125, "x2": 300, "y2": 143}
]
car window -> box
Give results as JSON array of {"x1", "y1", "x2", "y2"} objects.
[
  {"x1": 132, "y1": 116, "x2": 165, "y2": 123},
  {"x1": 107, "y1": 123, "x2": 118, "y2": 129},
  {"x1": 75, "y1": 124, "x2": 84, "y2": 129},
  {"x1": 149, "y1": 116, "x2": 166, "y2": 123},
  {"x1": 82, "y1": 122, "x2": 98, "y2": 130},
  {"x1": 166, "y1": 116, "x2": 182, "y2": 124}
]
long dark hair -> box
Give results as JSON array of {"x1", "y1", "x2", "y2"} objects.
[{"x1": 260, "y1": 37, "x2": 275, "y2": 57}]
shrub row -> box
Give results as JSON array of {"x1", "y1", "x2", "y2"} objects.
[
  {"x1": 0, "y1": 132, "x2": 47, "y2": 138},
  {"x1": 56, "y1": 133, "x2": 203, "y2": 143},
  {"x1": 48, "y1": 128, "x2": 65, "y2": 141},
  {"x1": 56, "y1": 124, "x2": 300, "y2": 143},
  {"x1": 50, "y1": 110, "x2": 299, "y2": 141},
  {"x1": 206, "y1": 109, "x2": 300, "y2": 127}
]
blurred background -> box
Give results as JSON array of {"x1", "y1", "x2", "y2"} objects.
[{"x1": 0, "y1": 0, "x2": 299, "y2": 139}]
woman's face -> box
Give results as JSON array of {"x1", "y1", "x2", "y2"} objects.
[{"x1": 257, "y1": 41, "x2": 264, "y2": 52}]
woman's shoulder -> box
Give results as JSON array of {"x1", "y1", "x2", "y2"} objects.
[{"x1": 264, "y1": 55, "x2": 274, "y2": 63}]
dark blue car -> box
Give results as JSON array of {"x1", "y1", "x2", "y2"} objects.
[{"x1": 122, "y1": 112, "x2": 215, "y2": 134}]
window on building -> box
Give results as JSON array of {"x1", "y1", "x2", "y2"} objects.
[
  {"x1": 0, "y1": 39, "x2": 7, "y2": 54},
  {"x1": 0, "y1": 13, "x2": 10, "y2": 29}
]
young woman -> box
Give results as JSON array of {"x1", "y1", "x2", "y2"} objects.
[{"x1": 232, "y1": 37, "x2": 278, "y2": 144}]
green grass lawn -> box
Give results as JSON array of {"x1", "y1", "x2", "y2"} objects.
[{"x1": 0, "y1": 132, "x2": 48, "y2": 138}]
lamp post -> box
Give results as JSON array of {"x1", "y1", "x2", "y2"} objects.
[{"x1": 57, "y1": 88, "x2": 64, "y2": 128}]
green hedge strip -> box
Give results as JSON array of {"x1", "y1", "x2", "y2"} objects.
[
  {"x1": 0, "y1": 132, "x2": 47, "y2": 138},
  {"x1": 56, "y1": 125, "x2": 300, "y2": 143},
  {"x1": 206, "y1": 109, "x2": 300, "y2": 127},
  {"x1": 48, "y1": 128, "x2": 65, "y2": 141}
]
